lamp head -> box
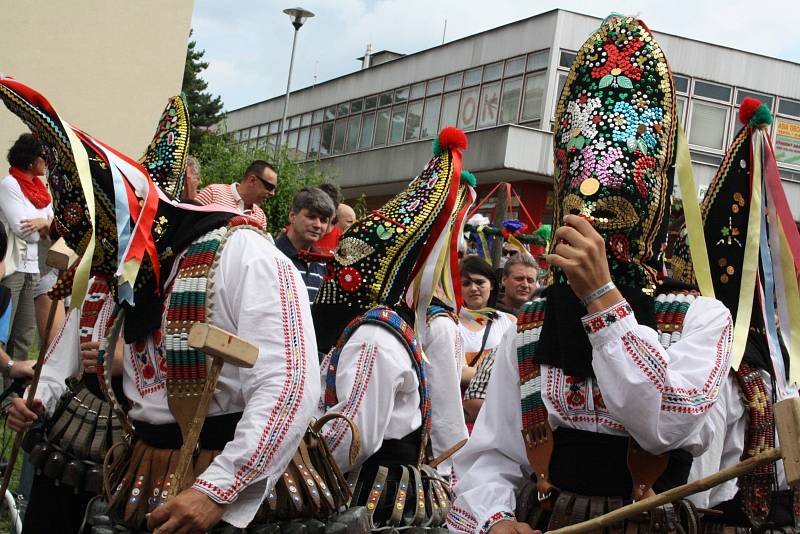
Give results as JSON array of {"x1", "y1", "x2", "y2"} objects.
[{"x1": 283, "y1": 7, "x2": 315, "y2": 30}]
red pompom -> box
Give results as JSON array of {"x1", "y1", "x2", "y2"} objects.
[
  {"x1": 739, "y1": 97, "x2": 761, "y2": 125},
  {"x1": 438, "y1": 126, "x2": 468, "y2": 151}
]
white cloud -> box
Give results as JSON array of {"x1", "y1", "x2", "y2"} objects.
[{"x1": 192, "y1": 0, "x2": 800, "y2": 111}]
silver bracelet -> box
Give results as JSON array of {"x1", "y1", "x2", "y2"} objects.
[{"x1": 581, "y1": 281, "x2": 616, "y2": 307}]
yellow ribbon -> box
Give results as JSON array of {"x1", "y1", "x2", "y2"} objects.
[
  {"x1": 59, "y1": 119, "x2": 95, "y2": 311},
  {"x1": 778, "y1": 223, "x2": 800, "y2": 385},
  {"x1": 675, "y1": 127, "x2": 714, "y2": 299},
  {"x1": 729, "y1": 137, "x2": 763, "y2": 371}
]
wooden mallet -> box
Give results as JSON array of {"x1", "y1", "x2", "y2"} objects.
[
  {"x1": 0, "y1": 238, "x2": 76, "y2": 499},
  {"x1": 168, "y1": 323, "x2": 258, "y2": 497},
  {"x1": 546, "y1": 397, "x2": 800, "y2": 534}
]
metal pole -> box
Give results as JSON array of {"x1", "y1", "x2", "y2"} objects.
[{"x1": 279, "y1": 27, "x2": 300, "y2": 147}]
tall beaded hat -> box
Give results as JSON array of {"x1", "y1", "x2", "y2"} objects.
[
  {"x1": 673, "y1": 98, "x2": 800, "y2": 386},
  {"x1": 0, "y1": 76, "x2": 194, "y2": 309},
  {"x1": 313, "y1": 127, "x2": 471, "y2": 351},
  {"x1": 552, "y1": 14, "x2": 677, "y2": 293}
]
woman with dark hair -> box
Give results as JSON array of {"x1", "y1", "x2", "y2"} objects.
[
  {"x1": 458, "y1": 255, "x2": 516, "y2": 424},
  {"x1": 0, "y1": 133, "x2": 54, "y2": 379}
]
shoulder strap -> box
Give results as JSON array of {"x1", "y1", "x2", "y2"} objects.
[{"x1": 324, "y1": 305, "x2": 431, "y2": 465}]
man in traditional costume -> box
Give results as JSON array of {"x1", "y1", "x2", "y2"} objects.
[
  {"x1": 313, "y1": 128, "x2": 475, "y2": 530},
  {"x1": 1, "y1": 76, "x2": 320, "y2": 533},
  {"x1": 671, "y1": 98, "x2": 800, "y2": 532},
  {"x1": 446, "y1": 15, "x2": 733, "y2": 534}
]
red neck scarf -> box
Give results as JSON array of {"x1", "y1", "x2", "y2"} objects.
[{"x1": 8, "y1": 167, "x2": 51, "y2": 209}]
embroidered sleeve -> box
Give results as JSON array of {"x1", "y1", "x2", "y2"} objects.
[
  {"x1": 587, "y1": 296, "x2": 733, "y2": 455},
  {"x1": 192, "y1": 232, "x2": 320, "y2": 528}
]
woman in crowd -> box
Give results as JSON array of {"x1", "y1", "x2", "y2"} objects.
[
  {"x1": 458, "y1": 255, "x2": 516, "y2": 424},
  {"x1": 0, "y1": 134, "x2": 53, "y2": 381}
]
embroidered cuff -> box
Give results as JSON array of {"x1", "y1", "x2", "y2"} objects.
[
  {"x1": 193, "y1": 477, "x2": 236, "y2": 504},
  {"x1": 480, "y1": 510, "x2": 517, "y2": 533},
  {"x1": 582, "y1": 299, "x2": 635, "y2": 343}
]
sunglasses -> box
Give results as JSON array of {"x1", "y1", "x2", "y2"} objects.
[{"x1": 250, "y1": 173, "x2": 276, "y2": 192}]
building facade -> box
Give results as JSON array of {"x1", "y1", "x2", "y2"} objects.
[{"x1": 225, "y1": 9, "x2": 800, "y2": 224}]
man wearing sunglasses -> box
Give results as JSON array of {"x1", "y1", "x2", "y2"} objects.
[{"x1": 195, "y1": 159, "x2": 277, "y2": 231}]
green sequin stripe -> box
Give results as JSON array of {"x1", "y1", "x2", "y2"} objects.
[
  {"x1": 518, "y1": 299, "x2": 547, "y2": 429},
  {"x1": 165, "y1": 226, "x2": 229, "y2": 383}
]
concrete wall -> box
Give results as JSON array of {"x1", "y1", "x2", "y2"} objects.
[{"x1": 0, "y1": 0, "x2": 194, "y2": 167}]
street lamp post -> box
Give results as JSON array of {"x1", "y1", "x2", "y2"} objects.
[{"x1": 280, "y1": 7, "x2": 315, "y2": 148}]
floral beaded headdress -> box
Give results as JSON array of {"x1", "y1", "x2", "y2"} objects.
[
  {"x1": 552, "y1": 14, "x2": 677, "y2": 294},
  {"x1": 313, "y1": 127, "x2": 472, "y2": 352}
]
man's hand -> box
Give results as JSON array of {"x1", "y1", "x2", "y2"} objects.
[
  {"x1": 7, "y1": 397, "x2": 44, "y2": 432},
  {"x1": 489, "y1": 519, "x2": 539, "y2": 533},
  {"x1": 146, "y1": 488, "x2": 225, "y2": 534},
  {"x1": 9, "y1": 359, "x2": 35, "y2": 381},
  {"x1": 80, "y1": 341, "x2": 100, "y2": 374}
]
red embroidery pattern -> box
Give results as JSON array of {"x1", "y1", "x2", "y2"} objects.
[
  {"x1": 322, "y1": 342, "x2": 378, "y2": 452},
  {"x1": 194, "y1": 257, "x2": 308, "y2": 502},
  {"x1": 582, "y1": 301, "x2": 634, "y2": 334},
  {"x1": 621, "y1": 317, "x2": 731, "y2": 414},
  {"x1": 446, "y1": 504, "x2": 478, "y2": 533},
  {"x1": 545, "y1": 366, "x2": 625, "y2": 432},
  {"x1": 480, "y1": 511, "x2": 517, "y2": 534}
]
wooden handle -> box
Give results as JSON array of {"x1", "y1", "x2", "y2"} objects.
[
  {"x1": 45, "y1": 238, "x2": 78, "y2": 270},
  {"x1": 169, "y1": 357, "x2": 225, "y2": 497},
  {"x1": 546, "y1": 447, "x2": 782, "y2": 534},
  {"x1": 774, "y1": 397, "x2": 800, "y2": 485}
]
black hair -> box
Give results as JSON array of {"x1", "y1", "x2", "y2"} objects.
[
  {"x1": 459, "y1": 255, "x2": 500, "y2": 308},
  {"x1": 244, "y1": 159, "x2": 277, "y2": 178},
  {"x1": 7, "y1": 133, "x2": 43, "y2": 169}
]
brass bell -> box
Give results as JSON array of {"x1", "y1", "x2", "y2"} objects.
[
  {"x1": 84, "y1": 465, "x2": 104, "y2": 494},
  {"x1": 21, "y1": 428, "x2": 44, "y2": 453},
  {"x1": 43, "y1": 450, "x2": 66, "y2": 483},
  {"x1": 29, "y1": 442, "x2": 51, "y2": 471},
  {"x1": 61, "y1": 458, "x2": 86, "y2": 491}
]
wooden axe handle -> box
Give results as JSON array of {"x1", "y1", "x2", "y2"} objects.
[{"x1": 546, "y1": 447, "x2": 782, "y2": 534}]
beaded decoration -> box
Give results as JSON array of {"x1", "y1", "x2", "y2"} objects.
[
  {"x1": 315, "y1": 135, "x2": 460, "y2": 312},
  {"x1": 138, "y1": 95, "x2": 191, "y2": 200},
  {"x1": 324, "y1": 305, "x2": 431, "y2": 465},
  {"x1": 553, "y1": 15, "x2": 677, "y2": 293},
  {"x1": 425, "y1": 304, "x2": 458, "y2": 325},
  {"x1": 654, "y1": 290, "x2": 697, "y2": 349},
  {"x1": 734, "y1": 362, "x2": 776, "y2": 526},
  {"x1": 164, "y1": 225, "x2": 235, "y2": 420}
]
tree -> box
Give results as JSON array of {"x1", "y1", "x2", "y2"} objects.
[
  {"x1": 182, "y1": 30, "x2": 224, "y2": 131},
  {"x1": 192, "y1": 133, "x2": 339, "y2": 235}
]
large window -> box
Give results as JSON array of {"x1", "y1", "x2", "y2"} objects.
[
  {"x1": 308, "y1": 126, "x2": 321, "y2": 158},
  {"x1": 441, "y1": 93, "x2": 459, "y2": 128},
  {"x1": 333, "y1": 118, "x2": 347, "y2": 153},
  {"x1": 406, "y1": 101, "x2": 423, "y2": 141},
  {"x1": 420, "y1": 96, "x2": 441, "y2": 139},
  {"x1": 346, "y1": 116, "x2": 361, "y2": 152},
  {"x1": 499, "y1": 77, "x2": 522, "y2": 124},
  {"x1": 458, "y1": 87, "x2": 480, "y2": 131},
  {"x1": 689, "y1": 102, "x2": 728, "y2": 150},
  {"x1": 297, "y1": 127, "x2": 310, "y2": 155},
  {"x1": 389, "y1": 105, "x2": 406, "y2": 144},
  {"x1": 360, "y1": 112, "x2": 375, "y2": 148},
  {"x1": 478, "y1": 82, "x2": 501, "y2": 128},
  {"x1": 521, "y1": 72, "x2": 546, "y2": 123},
  {"x1": 374, "y1": 109, "x2": 390, "y2": 146},
  {"x1": 320, "y1": 122, "x2": 333, "y2": 156}
]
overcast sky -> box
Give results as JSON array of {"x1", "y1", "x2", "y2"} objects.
[{"x1": 192, "y1": 0, "x2": 800, "y2": 112}]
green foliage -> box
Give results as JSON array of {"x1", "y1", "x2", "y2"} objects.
[
  {"x1": 192, "y1": 132, "x2": 338, "y2": 235},
  {"x1": 350, "y1": 194, "x2": 368, "y2": 219},
  {"x1": 182, "y1": 30, "x2": 224, "y2": 131}
]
